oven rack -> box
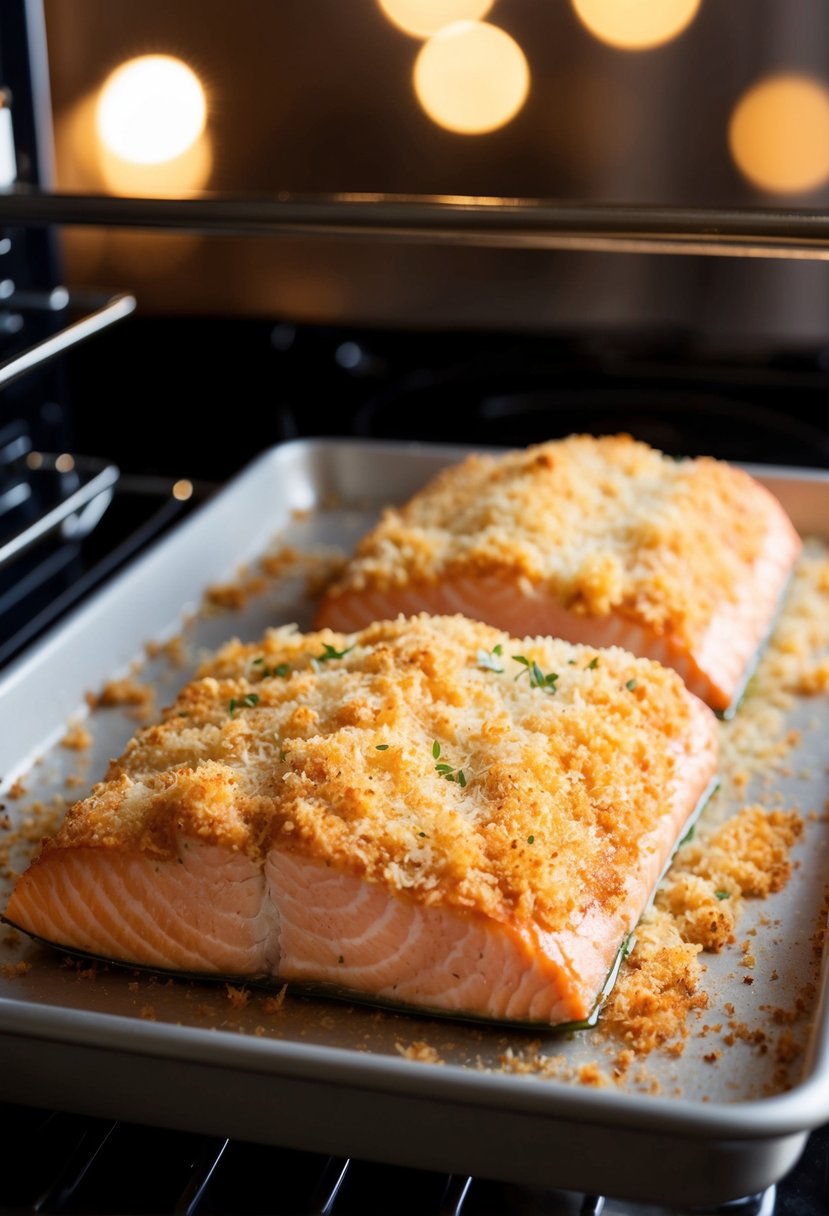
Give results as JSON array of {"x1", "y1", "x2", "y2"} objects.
[{"x1": 5, "y1": 1099, "x2": 821, "y2": 1216}]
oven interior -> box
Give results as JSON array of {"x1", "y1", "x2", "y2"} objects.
[{"x1": 3, "y1": 2, "x2": 829, "y2": 1212}]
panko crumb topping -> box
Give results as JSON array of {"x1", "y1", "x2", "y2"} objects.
[
  {"x1": 33, "y1": 614, "x2": 712, "y2": 937},
  {"x1": 323, "y1": 434, "x2": 788, "y2": 646}
]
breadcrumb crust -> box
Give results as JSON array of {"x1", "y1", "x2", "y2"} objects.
[{"x1": 32, "y1": 614, "x2": 714, "y2": 938}]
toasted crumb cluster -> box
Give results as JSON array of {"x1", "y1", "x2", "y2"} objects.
[
  {"x1": 322, "y1": 434, "x2": 779, "y2": 646},
  {"x1": 38, "y1": 614, "x2": 710, "y2": 937}
]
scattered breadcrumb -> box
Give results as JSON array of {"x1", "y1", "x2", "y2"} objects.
[
  {"x1": 0, "y1": 961, "x2": 31, "y2": 979},
  {"x1": 145, "y1": 634, "x2": 188, "y2": 668},
  {"x1": 395, "y1": 1040, "x2": 445, "y2": 1064},
  {"x1": 7, "y1": 778, "x2": 26, "y2": 800},
  {"x1": 140, "y1": 1005, "x2": 156, "y2": 1020},
  {"x1": 225, "y1": 984, "x2": 250, "y2": 1008},
  {"x1": 90, "y1": 677, "x2": 155, "y2": 721},
  {"x1": 261, "y1": 985, "x2": 288, "y2": 1014},
  {"x1": 60, "y1": 722, "x2": 92, "y2": 751}
]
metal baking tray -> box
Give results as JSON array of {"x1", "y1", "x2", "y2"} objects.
[{"x1": 1, "y1": 439, "x2": 829, "y2": 1207}]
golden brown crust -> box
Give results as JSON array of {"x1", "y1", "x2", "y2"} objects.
[
  {"x1": 40, "y1": 615, "x2": 716, "y2": 935},
  {"x1": 320, "y1": 434, "x2": 790, "y2": 649}
]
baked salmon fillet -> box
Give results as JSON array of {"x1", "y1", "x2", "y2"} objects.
[
  {"x1": 5, "y1": 615, "x2": 717, "y2": 1027},
  {"x1": 315, "y1": 435, "x2": 801, "y2": 714}
]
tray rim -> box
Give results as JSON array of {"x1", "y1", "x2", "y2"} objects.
[{"x1": 2, "y1": 436, "x2": 829, "y2": 1149}]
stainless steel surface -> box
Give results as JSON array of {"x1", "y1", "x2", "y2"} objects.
[
  {"x1": 4, "y1": 192, "x2": 829, "y2": 260},
  {"x1": 0, "y1": 289, "x2": 135, "y2": 390},
  {"x1": 0, "y1": 451, "x2": 118, "y2": 567},
  {"x1": 1, "y1": 440, "x2": 828, "y2": 1207}
]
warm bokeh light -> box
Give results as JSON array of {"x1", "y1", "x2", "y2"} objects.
[
  {"x1": 728, "y1": 73, "x2": 829, "y2": 195},
  {"x1": 378, "y1": 0, "x2": 493, "y2": 38},
  {"x1": 98, "y1": 132, "x2": 212, "y2": 197},
  {"x1": 571, "y1": 0, "x2": 701, "y2": 50},
  {"x1": 96, "y1": 55, "x2": 206, "y2": 164},
  {"x1": 172, "y1": 479, "x2": 194, "y2": 501},
  {"x1": 413, "y1": 21, "x2": 529, "y2": 134}
]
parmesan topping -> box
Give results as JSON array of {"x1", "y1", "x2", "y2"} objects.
[
  {"x1": 37, "y1": 614, "x2": 715, "y2": 937},
  {"x1": 322, "y1": 434, "x2": 785, "y2": 647}
]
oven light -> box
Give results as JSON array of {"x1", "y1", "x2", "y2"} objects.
[
  {"x1": 728, "y1": 73, "x2": 829, "y2": 196},
  {"x1": 378, "y1": 0, "x2": 492, "y2": 39},
  {"x1": 96, "y1": 55, "x2": 206, "y2": 165},
  {"x1": 571, "y1": 0, "x2": 701, "y2": 51},
  {"x1": 413, "y1": 20, "x2": 529, "y2": 135},
  {"x1": 172, "y1": 479, "x2": 194, "y2": 501}
]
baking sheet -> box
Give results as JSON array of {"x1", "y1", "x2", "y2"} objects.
[{"x1": 1, "y1": 439, "x2": 829, "y2": 1206}]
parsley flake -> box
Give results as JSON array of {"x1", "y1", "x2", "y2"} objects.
[
  {"x1": 625, "y1": 678, "x2": 637, "y2": 691},
  {"x1": 376, "y1": 744, "x2": 389, "y2": 751},
  {"x1": 316, "y1": 643, "x2": 355, "y2": 663},
  {"x1": 432, "y1": 740, "x2": 466, "y2": 786},
  {"x1": 715, "y1": 890, "x2": 731, "y2": 900},
  {"x1": 228, "y1": 693, "x2": 260, "y2": 718},
  {"x1": 587, "y1": 656, "x2": 599, "y2": 670},
  {"x1": 527, "y1": 834, "x2": 535, "y2": 844},
  {"x1": 512, "y1": 654, "x2": 559, "y2": 693}
]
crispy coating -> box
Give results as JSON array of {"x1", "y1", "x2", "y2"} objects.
[{"x1": 43, "y1": 615, "x2": 715, "y2": 935}]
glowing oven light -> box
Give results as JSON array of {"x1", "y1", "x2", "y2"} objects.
[
  {"x1": 96, "y1": 55, "x2": 206, "y2": 165},
  {"x1": 729, "y1": 73, "x2": 829, "y2": 195},
  {"x1": 413, "y1": 20, "x2": 530, "y2": 135},
  {"x1": 377, "y1": 0, "x2": 493, "y2": 38},
  {"x1": 571, "y1": 0, "x2": 701, "y2": 51}
]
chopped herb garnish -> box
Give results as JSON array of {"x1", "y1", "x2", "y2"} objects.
[
  {"x1": 679, "y1": 824, "x2": 696, "y2": 846},
  {"x1": 432, "y1": 740, "x2": 466, "y2": 786},
  {"x1": 512, "y1": 654, "x2": 559, "y2": 693},
  {"x1": 625, "y1": 678, "x2": 637, "y2": 691},
  {"x1": 279, "y1": 749, "x2": 288, "y2": 762},
  {"x1": 316, "y1": 643, "x2": 355, "y2": 663},
  {"x1": 715, "y1": 890, "x2": 731, "y2": 900},
  {"x1": 587, "y1": 656, "x2": 599, "y2": 670},
  {"x1": 477, "y1": 644, "x2": 505, "y2": 673},
  {"x1": 527, "y1": 834, "x2": 535, "y2": 844},
  {"x1": 228, "y1": 693, "x2": 259, "y2": 718},
  {"x1": 375, "y1": 744, "x2": 389, "y2": 751},
  {"x1": 418, "y1": 831, "x2": 428, "y2": 838},
  {"x1": 252, "y1": 657, "x2": 290, "y2": 679},
  {"x1": 567, "y1": 659, "x2": 577, "y2": 665}
]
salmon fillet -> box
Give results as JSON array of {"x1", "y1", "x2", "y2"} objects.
[
  {"x1": 5, "y1": 615, "x2": 718, "y2": 1027},
  {"x1": 316, "y1": 435, "x2": 801, "y2": 714}
]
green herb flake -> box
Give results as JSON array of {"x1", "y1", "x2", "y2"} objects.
[
  {"x1": 316, "y1": 643, "x2": 355, "y2": 663},
  {"x1": 432, "y1": 740, "x2": 441, "y2": 760},
  {"x1": 242, "y1": 693, "x2": 259, "y2": 708},
  {"x1": 279, "y1": 749, "x2": 288, "y2": 762},
  {"x1": 679, "y1": 824, "x2": 696, "y2": 846},
  {"x1": 228, "y1": 698, "x2": 238, "y2": 718},
  {"x1": 587, "y1": 656, "x2": 599, "y2": 670},
  {"x1": 252, "y1": 657, "x2": 265, "y2": 667},
  {"x1": 625, "y1": 678, "x2": 637, "y2": 691},
  {"x1": 715, "y1": 890, "x2": 731, "y2": 900},
  {"x1": 512, "y1": 654, "x2": 558, "y2": 693},
  {"x1": 418, "y1": 831, "x2": 429, "y2": 838},
  {"x1": 527, "y1": 834, "x2": 535, "y2": 844},
  {"x1": 375, "y1": 744, "x2": 389, "y2": 751},
  {"x1": 273, "y1": 663, "x2": 290, "y2": 678},
  {"x1": 457, "y1": 770, "x2": 467, "y2": 788},
  {"x1": 477, "y1": 645, "x2": 505, "y2": 673}
]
